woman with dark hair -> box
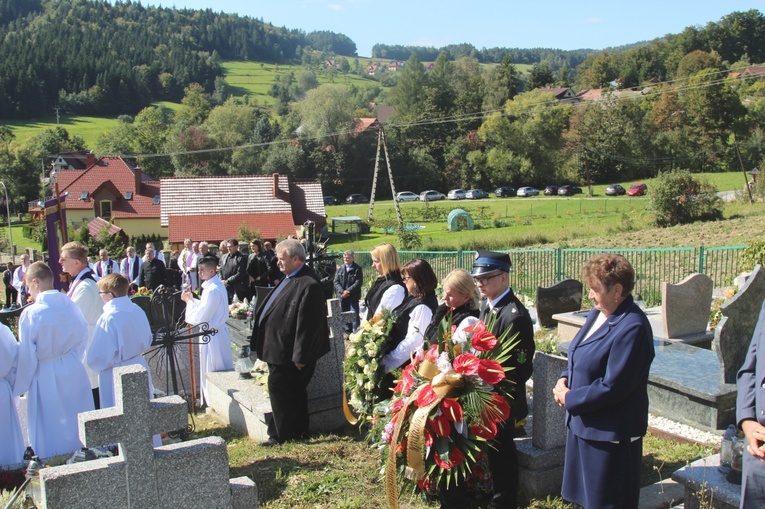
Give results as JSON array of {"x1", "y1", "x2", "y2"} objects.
[
  {"x1": 553, "y1": 253, "x2": 655, "y2": 509},
  {"x1": 363, "y1": 243, "x2": 405, "y2": 320},
  {"x1": 247, "y1": 239, "x2": 269, "y2": 288},
  {"x1": 376, "y1": 258, "x2": 438, "y2": 399},
  {"x1": 424, "y1": 268, "x2": 480, "y2": 347}
]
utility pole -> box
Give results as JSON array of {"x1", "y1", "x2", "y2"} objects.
[
  {"x1": 584, "y1": 146, "x2": 592, "y2": 197},
  {"x1": 53, "y1": 107, "x2": 61, "y2": 125}
]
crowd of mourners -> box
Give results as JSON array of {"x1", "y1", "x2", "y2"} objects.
[{"x1": 3, "y1": 236, "x2": 765, "y2": 509}]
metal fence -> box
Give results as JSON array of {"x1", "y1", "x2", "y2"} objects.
[{"x1": 351, "y1": 245, "x2": 746, "y2": 306}]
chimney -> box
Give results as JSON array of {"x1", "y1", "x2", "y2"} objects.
[
  {"x1": 272, "y1": 173, "x2": 279, "y2": 199},
  {"x1": 134, "y1": 166, "x2": 142, "y2": 195},
  {"x1": 86, "y1": 151, "x2": 95, "y2": 167}
]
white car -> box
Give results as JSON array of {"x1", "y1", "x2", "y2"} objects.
[
  {"x1": 396, "y1": 191, "x2": 419, "y2": 202},
  {"x1": 447, "y1": 189, "x2": 466, "y2": 200},
  {"x1": 517, "y1": 187, "x2": 540, "y2": 197}
]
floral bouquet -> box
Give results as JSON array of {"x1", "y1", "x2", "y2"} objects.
[
  {"x1": 133, "y1": 286, "x2": 152, "y2": 297},
  {"x1": 228, "y1": 302, "x2": 248, "y2": 319},
  {"x1": 377, "y1": 313, "x2": 518, "y2": 509},
  {"x1": 343, "y1": 309, "x2": 395, "y2": 425}
]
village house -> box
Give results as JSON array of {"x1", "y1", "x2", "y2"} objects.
[
  {"x1": 537, "y1": 86, "x2": 581, "y2": 104},
  {"x1": 159, "y1": 173, "x2": 326, "y2": 250},
  {"x1": 388, "y1": 60, "x2": 404, "y2": 72},
  {"x1": 50, "y1": 155, "x2": 164, "y2": 240}
]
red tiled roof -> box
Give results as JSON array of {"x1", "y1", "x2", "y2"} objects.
[
  {"x1": 160, "y1": 174, "x2": 293, "y2": 226},
  {"x1": 578, "y1": 88, "x2": 603, "y2": 101},
  {"x1": 87, "y1": 216, "x2": 123, "y2": 237},
  {"x1": 168, "y1": 213, "x2": 296, "y2": 243},
  {"x1": 57, "y1": 156, "x2": 160, "y2": 219},
  {"x1": 355, "y1": 118, "x2": 380, "y2": 134}
]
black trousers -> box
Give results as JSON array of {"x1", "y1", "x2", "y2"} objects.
[
  {"x1": 5, "y1": 286, "x2": 17, "y2": 307},
  {"x1": 266, "y1": 362, "x2": 316, "y2": 442},
  {"x1": 439, "y1": 422, "x2": 519, "y2": 509}
]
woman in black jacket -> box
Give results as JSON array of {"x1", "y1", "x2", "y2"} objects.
[
  {"x1": 423, "y1": 268, "x2": 481, "y2": 348},
  {"x1": 363, "y1": 243, "x2": 405, "y2": 320}
]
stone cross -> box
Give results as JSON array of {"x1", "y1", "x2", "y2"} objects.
[
  {"x1": 715, "y1": 264, "x2": 765, "y2": 384},
  {"x1": 306, "y1": 298, "x2": 356, "y2": 401},
  {"x1": 326, "y1": 298, "x2": 356, "y2": 339},
  {"x1": 39, "y1": 365, "x2": 257, "y2": 509},
  {"x1": 531, "y1": 352, "x2": 568, "y2": 450}
]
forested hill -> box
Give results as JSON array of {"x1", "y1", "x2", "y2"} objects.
[{"x1": 0, "y1": 0, "x2": 356, "y2": 118}]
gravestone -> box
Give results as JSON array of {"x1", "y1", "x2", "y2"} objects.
[
  {"x1": 516, "y1": 352, "x2": 568, "y2": 498},
  {"x1": 38, "y1": 365, "x2": 256, "y2": 509},
  {"x1": 536, "y1": 279, "x2": 583, "y2": 328},
  {"x1": 662, "y1": 273, "x2": 713, "y2": 339},
  {"x1": 206, "y1": 298, "x2": 355, "y2": 441},
  {"x1": 714, "y1": 264, "x2": 765, "y2": 384},
  {"x1": 672, "y1": 454, "x2": 739, "y2": 509}
]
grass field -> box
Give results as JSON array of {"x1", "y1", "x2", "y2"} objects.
[{"x1": 3, "y1": 114, "x2": 121, "y2": 147}]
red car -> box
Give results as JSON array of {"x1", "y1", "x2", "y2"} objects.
[{"x1": 627, "y1": 183, "x2": 647, "y2": 196}]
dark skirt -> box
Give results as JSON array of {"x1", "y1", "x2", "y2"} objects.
[
  {"x1": 742, "y1": 448, "x2": 765, "y2": 508},
  {"x1": 561, "y1": 428, "x2": 642, "y2": 509}
]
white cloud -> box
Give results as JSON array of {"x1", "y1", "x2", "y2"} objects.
[
  {"x1": 582, "y1": 17, "x2": 603, "y2": 24},
  {"x1": 327, "y1": 3, "x2": 343, "y2": 10}
]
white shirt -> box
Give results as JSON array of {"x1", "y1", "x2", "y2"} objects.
[
  {"x1": 382, "y1": 303, "x2": 434, "y2": 373},
  {"x1": 0, "y1": 322, "x2": 24, "y2": 466},
  {"x1": 86, "y1": 296, "x2": 153, "y2": 409},
  {"x1": 184, "y1": 275, "x2": 234, "y2": 405},
  {"x1": 68, "y1": 267, "x2": 103, "y2": 388},
  {"x1": 14, "y1": 290, "x2": 94, "y2": 458},
  {"x1": 121, "y1": 255, "x2": 141, "y2": 285},
  {"x1": 92, "y1": 259, "x2": 120, "y2": 280},
  {"x1": 373, "y1": 285, "x2": 406, "y2": 317},
  {"x1": 11, "y1": 264, "x2": 29, "y2": 304}
]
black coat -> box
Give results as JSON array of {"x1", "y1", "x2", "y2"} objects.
[
  {"x1": 247, "y1": 252, "x2": 268, "y2": 286},
  {"x1": 480, "y1": 288, "x2": 536, "y2": 422},
  {"x1": 139, "y1": 258, "x2": 167, "y2": 291},
  {"x1": 333, "y1": 262, "x2": 363, "y2": 300},
  {"x1": 219, "y1": 251, "x2": 248, "y2": 291},
  {"x1": 251, "y1": 264, "x2": 330, "y2": 366}
]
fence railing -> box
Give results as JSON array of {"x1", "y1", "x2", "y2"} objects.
[{"x1": 351, "y1": 246, "x2": 746, "y2": 306}]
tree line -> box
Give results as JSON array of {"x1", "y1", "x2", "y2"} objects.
[{"x1": 0, "y1": 0, "x2": 357, "y2": 118}]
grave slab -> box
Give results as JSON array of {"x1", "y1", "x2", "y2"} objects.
[
  {"x1": 662, "y1": 273, "x2": 713, "y2": 339},
  {"x1": 207, "y1": 299, "x2": 355, "y2": 441},
  {"x1": 536, "y1": 279, "x2": 583, "y2": 328},
  {"x1": 671, "y1": 454, "x2": 739, "y2": 509}
]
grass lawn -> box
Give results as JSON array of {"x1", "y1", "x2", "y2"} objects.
[
  {"x1": 190, "y1": 411, "x2": 710, "y2": 509},
  {"x1": 3, "y1": 115, "x2": 121, "y2": 147}
]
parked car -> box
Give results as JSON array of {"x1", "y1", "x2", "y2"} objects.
[
  {"x1": 627, "y1": 183, "x2": 648, "y2": 196},
  {"x1": 396, "y1": 191, "x2": 419, "y2": 202},
  {"x1": 323, "y1": 195, "x2": 338, "y2": 206},
  {"x1": 346, "y1": 193, "x2": 368, "y2": 204},
  {"x1": 447, "y1": 189, "x2": 466, "y2": 200},
  {"x1": 558, "y1": 185, "x2": 583, "y2": 196},
  {"x1": 466, "y1": 189, "x2": 488, "y2": 199},
  {"x1": 517, "y1": 187, "x2": 540, "y2": 197},
  {"x1": 543, "y1": 186, "x2": 559, "y2": 196},
  {"x1": 605, "y1": 184, "x2": 626, "y2": 196},
  {"x1": 420, "y1": 190, "x2": 446, "y2": 201},
  {"x1": 495, "y1": 186, "x2": 516, "y2": 198}
]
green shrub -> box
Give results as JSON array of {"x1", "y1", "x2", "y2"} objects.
[
  {"x1": 649, "y1": 169, "x2": 723, "y2": 227},
  {"x1": 739, "y1": 241, "x2": 765, "y2": 272}
]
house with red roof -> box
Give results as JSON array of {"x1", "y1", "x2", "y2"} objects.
[
  {"x1": 160, "y1": 173, "x2": 326, "y2": 246},
  {"x1": 55, "y1": 156, "x2": 164, "y2": 239}
]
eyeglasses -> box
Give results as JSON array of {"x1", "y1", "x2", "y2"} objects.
[{"x1": 473, "y1": 273, "x2": 502, "y2": 285}]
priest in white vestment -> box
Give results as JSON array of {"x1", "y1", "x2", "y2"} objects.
[
  {"x1": 14, "y1": 262, "x2": 94, "y2": 459},
  {"x1": 60, "y1": 241, "x2": 103, "y2": 407},
  {"x1": 0, "y1": 322, "x2": 24, "y2": 466},
  {"x1": 181, "y1": 255, "x2": 233, "y2": 407},
  {"x1": 86, "y1": 274, "x2": 153, "y2": 408}
]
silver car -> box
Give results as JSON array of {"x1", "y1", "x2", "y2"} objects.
[
  {"x1": 517, "y1": 187, "x2": 540, "y2": 197},
  {"x1": 447, "y1": 189, "x2": 466, "y2": 200}
]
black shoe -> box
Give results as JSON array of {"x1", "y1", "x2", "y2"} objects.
[{"x1": 260, "y1": 437, "x2": 281, "y2": 447}]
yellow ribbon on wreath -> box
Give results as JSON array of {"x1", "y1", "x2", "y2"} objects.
[{"x1": 384, "y1": 359, "x2": 465, "y2": 509}]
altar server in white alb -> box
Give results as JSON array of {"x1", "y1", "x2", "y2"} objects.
[
  {"x1": 59, "y1": 241, "x2": 103, "y2": 407},
  {"x1": 14, "y1": 262, "x2": 94, "y2": 458},
  {"x1": 86, "y1": 273, "x2": 153, "y2": 409},
  {"x1": 0, "y1": 321, "x2": 24, "y2": 466},
  {"x1": 181, "y1": 255, "x2": 233, "y2": 407}
]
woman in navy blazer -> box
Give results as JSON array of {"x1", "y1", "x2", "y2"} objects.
[{"x1": 553, "y1": 253, "x2": 655, "y2": 509}]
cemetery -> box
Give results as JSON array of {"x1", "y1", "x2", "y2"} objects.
[{"x1": 1, "y1": 253, "x2": 763, "y2": 509}]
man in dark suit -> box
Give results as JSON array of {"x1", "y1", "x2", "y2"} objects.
[
  {"x1": 737, "y1": 300, "x2": 765, "y2": 508},
  {"x1": 218, "y1": 238, "x2": 248, "y2": 303},
  {"x1": 443, "y1": 249, "x2": 534, "y2": 509},
  {"x1": 139, "y1": 246, "x2": 167, "y2": 291},
  {"x1": 333, "y1": 250, "x2": 363, "y2": 332},
  {"x1": 251, "y1": 238, "x2": 330, "y2": 446}
]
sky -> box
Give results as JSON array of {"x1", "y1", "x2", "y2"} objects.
[{"x1": 140, "y1": 0, "x2": 765, "y2": 57}]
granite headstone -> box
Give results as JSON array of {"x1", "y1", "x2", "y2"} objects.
[
  {"x1": 38, "y1": 365, "x2": 256, "y2": 509},
  {"x1": 536, "y1": 279, "x2": 583, "y2": 328},
  {"x1": 531, "y1": 352, "x2": 568, "y2": 450},
  {"x1": 661, "y1": 273, "x2": 713, "y2": 339},
  {"x1": 714, "y1": 264, "x2": 765, "y2": 384}
]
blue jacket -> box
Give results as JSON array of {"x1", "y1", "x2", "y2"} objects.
[
  {"x1": 737, "y1": 300, "x2": 765, "y2": 428},
  {"x1": 561, "y1": 296, "x2": 655, "y2": 442}
]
